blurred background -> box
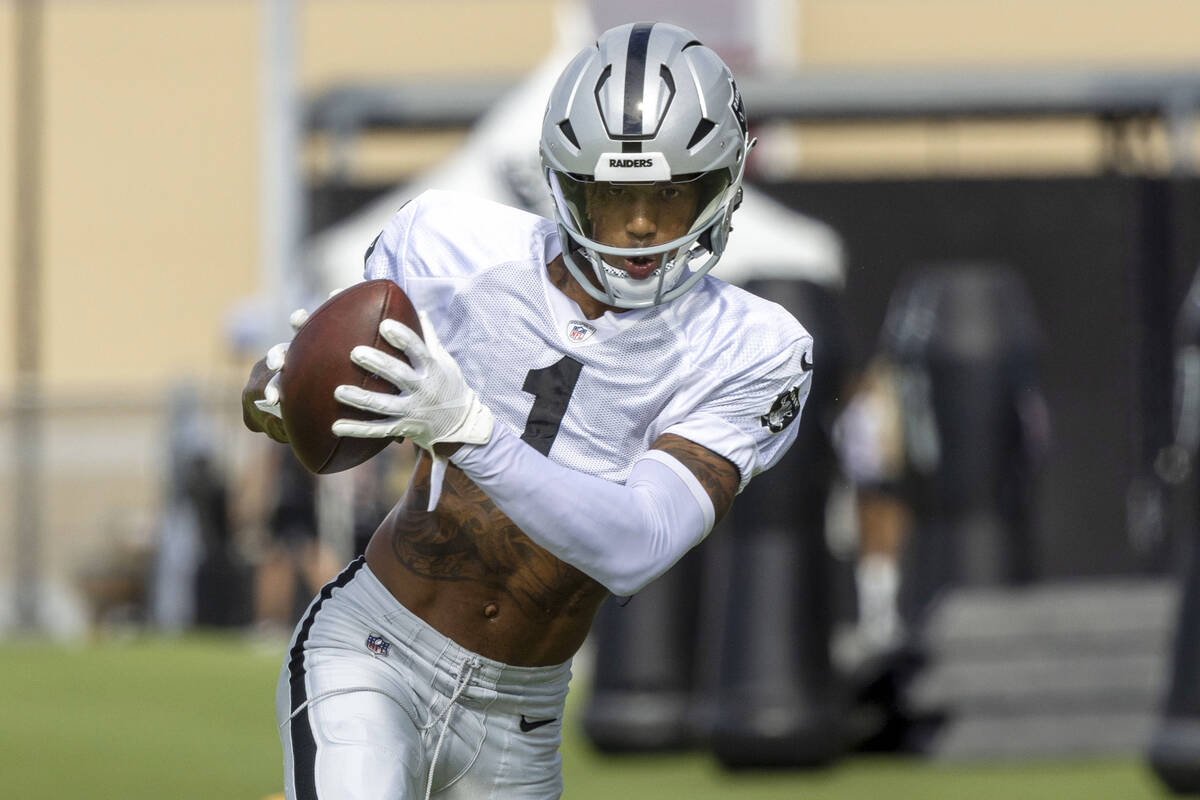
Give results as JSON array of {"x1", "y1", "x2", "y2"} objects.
[{"x1": 3, "y1": 0, "x2": 1200, "y2": 798}]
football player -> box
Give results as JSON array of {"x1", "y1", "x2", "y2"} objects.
[{"x1": 243, "y1": 22, "x2": 813, "y2": 800}]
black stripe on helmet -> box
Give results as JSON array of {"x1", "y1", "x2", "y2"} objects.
[{"x1": 622, "y1": 22, "x2": 655, "y2": 137}]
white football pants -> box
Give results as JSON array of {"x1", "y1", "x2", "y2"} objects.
[{"x1": 276, "y1": 558, "x2": 573, "y2": 799}]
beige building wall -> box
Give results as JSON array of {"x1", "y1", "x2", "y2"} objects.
[
  {"x1": 0, "y1": 0, "x2": 1198, "y2": 616},
  {"x1": 801, "y1": 0, "x2": 1200, "y2": 66},
  {"x1": 792, "y1": 0, "x2": 1200, "y2": 175}
]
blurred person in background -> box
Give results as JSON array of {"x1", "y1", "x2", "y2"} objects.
[
  {"x1": 835, "y1": 356, "x2": 913, "y2": 657},
  {"x1": 243, "y1": 22, "x2": 814, "y2": 800},
  {"x1": 835, "y1": 265, "x2": 1048, "y2": 661},
  {"x1": 1149, "y1": 262, "x2": 1200, "y2": 793},
  {"x1": 252, "y1": 444, "x2": 341, "y2": 632}
]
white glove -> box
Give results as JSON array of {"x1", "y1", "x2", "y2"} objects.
[
  {"x1": 332, "y1": 311, "x2": 495, "y2": 451},
  {"x1": 253, "y1": 307, "x2": 311, "y2": 420}
]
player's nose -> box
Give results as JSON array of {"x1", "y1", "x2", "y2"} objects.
[{"x1": 624, "y1": 198, "x2": 657, "y2": 241}]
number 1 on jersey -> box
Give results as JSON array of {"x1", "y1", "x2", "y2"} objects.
[{"x1": 521, "y1": 356, "x2": 583, "y2": 455}]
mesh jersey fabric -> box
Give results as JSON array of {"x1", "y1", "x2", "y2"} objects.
[{"x1": 363, "y1": 189, "x2": 813, "y2": 492}]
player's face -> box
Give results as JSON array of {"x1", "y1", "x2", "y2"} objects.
[{"x1": 584, "y1": 181, "x2": 701, "y2": 280}]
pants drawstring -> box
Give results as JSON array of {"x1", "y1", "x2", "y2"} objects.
[
  {"x1": 424, "y1": 657, "x2": 482, "y2": 800},
  {"x1": 282, "y1": 686, "x2": 403, "y2": 728}
]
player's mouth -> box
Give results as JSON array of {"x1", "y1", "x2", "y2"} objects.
[
  {"x1": 599, "y1": 252, "x2": 673, "y2": 282},
  {"x1": 622, "y1": 255, "x2": 660, "y2": 280}
]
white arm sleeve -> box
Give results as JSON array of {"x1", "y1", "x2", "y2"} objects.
[{"x1": 450, "y1": 425, "x2": 716, "y2": 596}]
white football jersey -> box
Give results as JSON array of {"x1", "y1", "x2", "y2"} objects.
[{"x1": 363, "y1": 190, "x2": 813, "y2": 492}]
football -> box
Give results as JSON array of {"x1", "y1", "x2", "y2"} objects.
[{"x1": 279, "y1": 279, "x2": 422, "y2": 474}]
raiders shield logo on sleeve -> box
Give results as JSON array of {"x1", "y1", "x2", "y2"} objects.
[{"x1": 759, "y1": 386, "x2": 802, "y2": 433}]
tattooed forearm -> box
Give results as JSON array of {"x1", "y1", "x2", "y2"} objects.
[{"x1": 652, "y1": 433, "x2": 740, "y2": 522}]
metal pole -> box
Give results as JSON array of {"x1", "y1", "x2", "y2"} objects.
[
  {"x1": 13, "y1": 0, "x2": 45, "y2": 630},
  {"x1": 260, "y1": 0, "x2": 305, "y2": 336}
]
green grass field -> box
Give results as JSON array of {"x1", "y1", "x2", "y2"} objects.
[{"x1": 0, "y1": 635, "x2": 1175, "y2": 799}]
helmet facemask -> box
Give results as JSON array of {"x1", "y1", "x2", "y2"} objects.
[{"x1": 546, "y1": 163, "x2": 743, "y2": 308}]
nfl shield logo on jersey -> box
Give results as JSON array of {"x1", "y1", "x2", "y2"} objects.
[
  {"x1": 566, "y1": 320, "x2": 596, "y2": 343},
  {"x1": 365, "y1": 633, "x2": 391, "y2": 657}
]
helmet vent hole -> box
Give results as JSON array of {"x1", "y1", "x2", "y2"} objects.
[
  {"x1": 659, "y1": 64, "x2": 675, "y2": 95},
  {"x1": 687, "y1": 119, "x2": 716, "y2": 149},
  {"x1": 681, "y1": 40, "x2": 703, "y2": 50},
  {"x1": 558, "y1": 120, "x2": 580, "y2": 149},
  {"x1": 595, "y1": 64, "x2": 612, "y2": 93}
]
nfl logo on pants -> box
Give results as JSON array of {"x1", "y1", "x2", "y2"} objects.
[{"x1": 365, "y1": 633, "x2": 391, "y2": 656}]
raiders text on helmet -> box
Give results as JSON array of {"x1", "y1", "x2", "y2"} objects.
[{"x1": 540, "y1": 22, "x2": 752, "y2": 308}]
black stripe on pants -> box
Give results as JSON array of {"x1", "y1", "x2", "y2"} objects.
[{"x1": 287, "y1": 556, "x2": 367, "y2": 799}]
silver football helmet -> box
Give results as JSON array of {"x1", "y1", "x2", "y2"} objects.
[{"x1": 540, "y1": 22, "x2": 752, "y2": 308}]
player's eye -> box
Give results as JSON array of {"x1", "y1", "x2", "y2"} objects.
[
  {"x1": 659, "y1": 186, "x2": 682, "y2": 200},
  {"x1": 605, "y1": 185, "x2": 625, "y2": 197}
]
